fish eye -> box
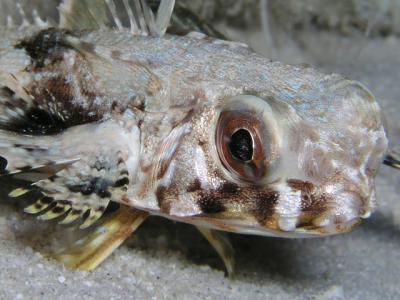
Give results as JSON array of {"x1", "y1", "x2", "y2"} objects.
[
  {"x1": 216, "y1": 110, "x2": 266, "y2": 182},
  {"x1": 229, "y1": 129, "x2": 253, "y2": 162},
  {"x1": 215, "y1": 95, "x2": 280, "y2": 182}
]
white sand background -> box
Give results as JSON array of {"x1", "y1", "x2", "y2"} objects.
[{"x1": 0, "y1": 1, "x2": 400, "y2": 299}]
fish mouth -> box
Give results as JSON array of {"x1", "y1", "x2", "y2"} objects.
[
  {"x1": 287, "y1": 217, "x2": 362, "y2": 237},
  {"x1": 164, "y1": 213, "x2": 362, "y2": 238}
]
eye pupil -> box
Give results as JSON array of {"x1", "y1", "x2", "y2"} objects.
[{"x1": 229, "y1": 129, "x2": 253, "y2": 162}]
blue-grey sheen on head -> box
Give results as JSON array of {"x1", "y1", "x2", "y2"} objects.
[
  {"x1": 144, "y1": 82, "x2": 386, "y2": 237},
  {"x1": 0, "y1": 0, "x2": 391, "y2": 274}
]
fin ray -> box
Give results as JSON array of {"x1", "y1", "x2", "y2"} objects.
[
  {"x1": 52, "y1": 207, "x2": 148, "y2": 270},
  {"x1": 8, "y1": 187, "x2": 30, "y2": 198},
  {"x1": 24, "y1": 197, "x2": 54, "y2": 214},
  {"x1": 37, "y1": 202, "x2": 71, "y2": 220},
  {"x1": 0, "y1": 0, "x2": 55, "y2": 28},
  {"x1": 196, "y1": 226, "x2": 235, "y2": 277},
  {"x1": 154, "y1": 0, "x2": 175, "y2": 36},
  {"x1": 79, "y1": 208, "x2": 105, "y2": 229},
  {"x1": 59, "y1": 0, "x2": 174, "y2": 36},
  {"x1": 59, "y1": 209, "x2": 85, "y2": 225}
]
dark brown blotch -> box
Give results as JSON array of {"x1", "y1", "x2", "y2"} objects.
[
  {"x1": 8, "y1": 106, "x2": 68, "y2": 135},
  {"x1": 187, "y1": 179, "x2": 201, "y2": 193},
  {"x1": 287, "y1": 179, "x2": 328, "y2": 214},
  {"x1": 41, "y1": 197, "x2": 54, "y2": 204},
  {"x1": 7, "y1": 73, "x2": 99, "y2": 135},
  {"x1": 251, "y1": 190, "x2": 279, "y2": 224},
  {"x1": 220, "y1": 182, "x2": 239, "y2": 194},
  {"x1": 52, "y1": 205, "x2": 67, "y2": 214},
  {"x1": 1, "y1": 86, "x2": 15, "y2": 97},
  {"x1": 0, "y1": 86, "x2": 29, "y2": 114},
  {"x1": 70, "y1": 209, "x2": 81, "y2": 215},
  {"x1": 34, "y1": 203, "x2": 43, "y2": 211},
  {"x1": 15, "y1": 28, "x2": 73, "y2": 68},
  {"x1": 156, "y1": 185, "x2": 172, "y2": 213},
  {"x1": 114, "y1": 177, "x2": 129, "y2": 187},
  {"x1": 287, "y1": 179, "x2": 315, "y2": 194},
  {"x1": 198, "y1": 195, "x2": 225, "y2": 214}
]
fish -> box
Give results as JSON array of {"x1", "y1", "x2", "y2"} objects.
[{"x1": 0, "y1": 0, "x2": 396, "y2": 277}]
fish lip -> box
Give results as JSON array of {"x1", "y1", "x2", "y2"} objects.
[
  {"x1": 148, "y1": 196, "x2": 364, "y2": 237},
  {"x1": 292, "y1": 217, "x2": 362, "y2": 236},
  {"x1": 206, "y1": 217, "x2": 361, "y2": 238},
  {"x1": 154, "y1": 211, "x2": 362, "y2": 238}
]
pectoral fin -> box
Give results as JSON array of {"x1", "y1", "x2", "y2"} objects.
[
  {"x1": 196, "y1": 226, "x2": 235, "y2": 277},
  {"x1": 52, "y1": 207, "x2": 148, "y2": 270}
]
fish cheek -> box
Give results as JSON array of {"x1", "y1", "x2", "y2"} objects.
[
  {"x1": 198, "y1": 195, "x2": 226, "y2": 214},
  {"x1": 250, "y1": 191, "x2": 280, "y2": 227},
  {"x1": 194, "y1": 182, "x2": 280, "y2": 229}
]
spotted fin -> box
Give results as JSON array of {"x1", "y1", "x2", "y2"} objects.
[
  {"x1": 196, "y1": 226, "x2": 235, "y2": 277},
  {"x1": 59, "y1": 0, "x2": 175, "y2": 36},
  {"x1": 3, "y1": 151, "x2": 132, "y2": 228},
  {"x1": 23, "y1": 197, "x2": 54, "y2": 214},
  {"x1": 52, "y1": 207, "x2": 148, "y2": 270},
  {"x1": 37, "y1": 201, "x2": 72, "y2": 221},
  {"x1": 0, "y1": 117, "x2": 139, "y2": 229}
]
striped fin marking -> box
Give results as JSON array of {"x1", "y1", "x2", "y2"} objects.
[{"x1": 52, "y1": 207, "x2": 148, "y2": 270}]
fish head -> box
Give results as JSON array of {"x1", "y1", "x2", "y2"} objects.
[{"x1": 149, "y1": 75, "x2": 388, "y2": 238}]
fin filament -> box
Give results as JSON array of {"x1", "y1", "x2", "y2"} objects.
[{"x1": 196, "y1": 226, "x2": 235, "y2": 277}]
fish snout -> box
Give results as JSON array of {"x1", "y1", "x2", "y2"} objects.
[{"x1": 275, "y1": 181, "x2": 370, "y2": 236}]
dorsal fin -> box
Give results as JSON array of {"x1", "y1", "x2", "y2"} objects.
[
  {"x1": 58, "y1": 0, "x2": 110, "y2": 31},
  {"x1": 0, "y1": 1, "x2": 55, "y2": 28},
  {"x1": 59, "y1": 0, "x2": 175, "y2": 36}
]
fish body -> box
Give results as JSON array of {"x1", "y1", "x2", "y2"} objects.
[{"x1": 0, "y1": 0, "x2": 389, "y2": 273}]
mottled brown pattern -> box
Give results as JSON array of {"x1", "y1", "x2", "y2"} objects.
[
  {"x1": 198, "y1": 194, "x2": 226, "y2": 214},
  {"x1": 193, "y1": 182, "x2": 279, "y2": 225},
  {"x1": 250, "y1": 190, "x2": 279, "y2": 224},
  {"x1": 219, "y1": 182, "x2": 240, "y2": 194},
  {"x1": 25, "y1": 74, "x2": 100, "y2": 133},
  {"x1": 287, "y1": 179, "x2": 328, "y2": 214},
  {"x1": 15, "y1": 28, "x2": 73, "y2": 69},
  {"x1": 155, "y1": 185, "x2": 172, "y2": 213},
  {"x1": 11, "y1": 29, "x2": 111, "y2": 135},
  {"x1": 186, "y1": 178, "x2": 201, "y2": 193}
]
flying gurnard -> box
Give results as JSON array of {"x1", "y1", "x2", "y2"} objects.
[{"x1": 0, "y1": 0, "x2": 398, "y2": 276}]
